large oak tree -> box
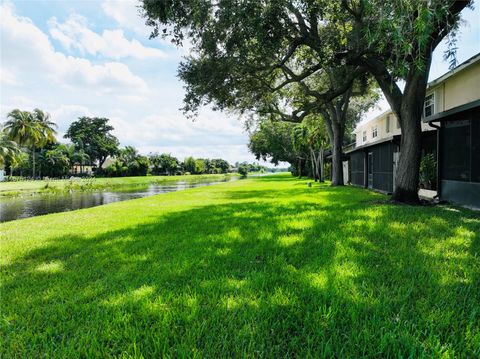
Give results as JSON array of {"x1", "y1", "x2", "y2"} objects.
[{"x1": 141, "y1": 0, "x2": 471, "y2": 202}]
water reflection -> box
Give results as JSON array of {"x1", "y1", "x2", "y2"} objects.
[{"x1": 0, "y1": 178, "x2": 237, "y2": 222}]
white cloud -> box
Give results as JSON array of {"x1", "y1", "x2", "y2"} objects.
[
  {"x1": 102, "y1": 0, "x2": 148, "y2": 36},
  {"x1": 0, "y1": 68, "x2": 19, "y2": 86},
  {"x1": 50, "y1": 104, "x2": 94, "y2": 136},
  {"x1": 0, "y1": 1, "x2": 282, "y2": 164},
  {"x1": 0, "y1": 3, "x2": 147, "y2": 93},
  {"x1": 101, "y1": 0, "x2": 192, "y2": 54},
  {"x1": 48, "y1": 14, "x2": 167, "y2": 60}
]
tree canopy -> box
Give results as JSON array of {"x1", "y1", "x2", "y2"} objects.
[
  {"x1": 64, "y1": 117, "x2": 119, "y2": 168},
  {"x1": 142, "y1": 0, "x2": 471, "y2": 202}
]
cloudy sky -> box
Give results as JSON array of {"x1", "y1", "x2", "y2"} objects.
[{"x1": 1, "y1": 0, "x2": 479, "y2": 162}]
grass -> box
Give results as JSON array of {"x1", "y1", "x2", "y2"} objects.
[
  {"x1": 1, "y1": 174, "x2": 479, "y2": 357},
  {"x1": 0, "y1": 173, "x2": 234, "y2": 197}
]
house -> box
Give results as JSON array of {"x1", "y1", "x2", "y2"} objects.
[
  {"x1": 346, "y1": 52, "x2": 480, "y2": 208},
  {"x1": 346, "y1": 111, "x2": 436, "y2": 193},
  {"x1": 70, "y1": 164, "x2": 94, "y2": 176},
  {"x1": 423, "y1": 54, "x2": 480, "y2": 208}
]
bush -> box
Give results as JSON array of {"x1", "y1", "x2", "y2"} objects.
[
  {"x1": 420, "y1": 153, "x2": 437, "y2": 190},
  {"x1": 238, "y1": 165, "x2": 248, "y2": 178}
]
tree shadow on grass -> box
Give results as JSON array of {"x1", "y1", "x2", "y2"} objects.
[{"x1": 1, "y1": 185, "x2": 479, "y2": 357}]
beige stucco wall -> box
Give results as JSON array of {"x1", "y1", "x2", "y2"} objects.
[
  {"x1": 426, "y1": 60, "x2": 480, "y2": 113},
  {"x1": 443, "y1": 61, "x2": 480, "y2": 111},
  {"x1": 355, "y1": 111, "x2": 403, "y2": 147},
  {"x1": 355, "y1": 58, "x2": 479, "y2": 146}
]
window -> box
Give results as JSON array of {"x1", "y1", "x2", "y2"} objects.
[
  {"x1": 386, "y1": 115, "x2": 391, "y2": 133},
  {"x1": 372, "y1": 126, "x2": 378, "y2": 139},
  {"x1": 424, "y1": 93, "x2": 435, "y2": 117},
  {"x1": 362, "y1": 131, "x2": 367, "y2": 142}
]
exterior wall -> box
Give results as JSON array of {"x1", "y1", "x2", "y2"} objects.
[
  {"x1": 442, "y1": 61, "x2": 480, "y2": 111},
  {"x1": 355, "y1": 57, "x2": 480, "y2": 147},
  {"x1": 425, "y1": 59, "x2": 480, "y2": 116},
  {"x1": 355, "y1": 111, "x2": 435, "y2": 147},
  {"x1": 71, "y1": 165, "x2": 93, "y2": 175},
  {"x1": 441, "y1": 180, "x2": 480, "y2": 209},
  {"x1": 354, "y1": 111, "x2": 401, "y2": 147}
]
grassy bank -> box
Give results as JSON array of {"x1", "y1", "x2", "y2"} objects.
[
  {"x1": 0, "y1": 173, "x2": 234, "y2": 197},
  {"x1": 1, "y1": 174, "x2": 479, "y2": 357}
]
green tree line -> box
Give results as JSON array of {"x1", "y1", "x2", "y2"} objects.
[{"x1": 1, "y1": 110, "x2": 270, "y2": 179}]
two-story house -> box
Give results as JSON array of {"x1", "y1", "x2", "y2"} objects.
[
  {"x1": 345, "y1": 52, "x2": 479, "y2": 208},
  {"x1": 423, "y1": 54, "x2": 480, "y2": 208}
]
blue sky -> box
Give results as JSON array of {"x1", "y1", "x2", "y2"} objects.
[{"x1": 1, "y1": 0, "x2": 479, "y2": 163}]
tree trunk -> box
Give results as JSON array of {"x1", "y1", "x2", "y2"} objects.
[
  {"x1": 310, "y1": 148, "x2": 317, "y2": 181},
  {"x1": 318, "y1": 147, "x2": 324, "y2": 182},
  {"x1": 391, "y1": 76, "x2": 428, "y2": 204},
  {"x1": 32, "y1": 145, "x2": 36, "y2": 179},
  {"x1": 363, "y1": 55, "x2": 432, "y2": 204},
  {"x1": 331, "y1": 122, "x2": 344, "y2": 186}
]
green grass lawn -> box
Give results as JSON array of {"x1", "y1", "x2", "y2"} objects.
[
  {"x1": 1, "y1": 174, "x2": 479, "y2": 357},
  {"x1": 0, "y1": 173, "x2": 234, "y2": 197}
]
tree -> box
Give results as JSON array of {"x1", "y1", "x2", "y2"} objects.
[
  {"x1": 64, "y1": 117, "x2": 119, "y2": 169},
  {"x1": 293, "y1": 118, "x2": 329, "y2": 182},
  {"x1": 9, "y1": 151, "x2": 29, "y2": 177},
  {"x1": 72, "y1": 148, "x2": 90, "y2": 175},
  {"x1": 141, "y1": 1, "x2": 370, "y2": 186},
  {"x1": 33, "y1": 109, "x2": 57, "y2": 144},
  {"x1": 42, "y1": 144, "x2": 71, "y2": 177},
  {"x1": 32, "y1": 109, "x2": 58, "y2": 178},
  {"x1": 211, "y1": 159, "x2": 230, "y2": 174},
  {"x1": 237, "y1": 163, "x2": 249, "y2": 178},
  {"x1": 0, "y1": 130, "x2": 19, "y2": 168},
  {"x1": 116, "y1": 146, "x2": 150, "y2": 176},
  {"x1": 194, "y1": 159, "x2": 206, "y2": 174},
  {"x1": 249, "y1": 119, "x2": 308, "y2": 176},
  {"x1": 142, "y1": 0, "x2": 471, "y2": 202},
  {"x1": 150, "y1": 153, "x2": 179, "y2": 175},
  {"x1": 3, "y1": 109, "x2": 56, "y2": 178},
  {"x1": 183, "y1": 156, "x2": 196, "y2": 174},
  {"x1": 338, "y1": 0, "x2": 472, "y2": 202}
]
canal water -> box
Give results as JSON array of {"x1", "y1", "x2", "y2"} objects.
[{"x1": 0, "y1": 178, "x2": 237, "y2": 222}]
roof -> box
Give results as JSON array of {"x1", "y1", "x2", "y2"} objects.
[
  {"x1": 345, "y1": 135, "x2": 398, "y2": 154},
  {"x1": 427, "y1": 53, "x2": 480, "y2": 89}
]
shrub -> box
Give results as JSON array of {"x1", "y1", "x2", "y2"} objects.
[
  {"x1": 238, "y1": 165, "x2": 248, "y2": 178},
  {"x1": 420, "y1": 153, "x2": 437, "y2": 190}
]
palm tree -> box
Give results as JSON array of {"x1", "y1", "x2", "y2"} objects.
[
  {"x1": 33, "y1": 108, "x2": 57, "y2": 144},
  {"x1": 0, "y1": 130, "x2": 19, "y2": 168},
  {"x1": 4, "y1": 110, "x2": 41, "y2": 177},
  {"x1": 4, "y1": 109, "x2": 57, "y2": 178},
  {"x1": 33, "y1": 109, "x2": 57, "y2": 178},
  {"x1": 74, "y1": 149, "x2": 90, "y2": 174}
]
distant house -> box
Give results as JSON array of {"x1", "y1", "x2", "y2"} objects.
[
  {"x1": 346, "y1": 53, "x2": 480, "y2": 208},
  {"x1": 70, "y1": 164, "x2": 94, "y2": 176}
]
